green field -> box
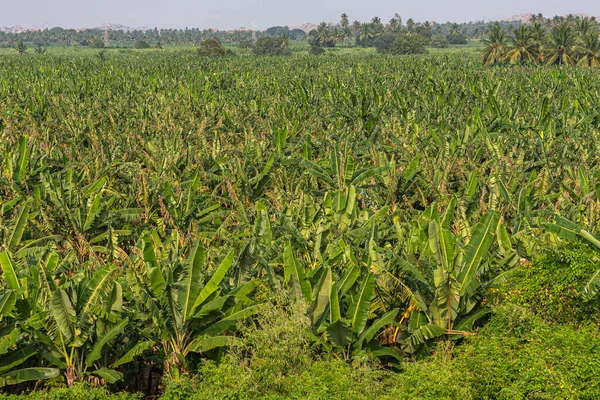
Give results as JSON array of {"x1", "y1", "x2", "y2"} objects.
[
  {"x1": 0, "y1": 39, "x2": 483, "y2": 56},
  {"x1": 1, "y1": 50, "x2": 600, "y2": 399}
]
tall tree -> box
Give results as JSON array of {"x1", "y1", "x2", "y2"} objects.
[
  {"x1": 545, "y1": 23, "x2": 578, "y2": 66},
  {"x1": 481, "y1": 24, "x2": 507, "y2": 66},
  {"x1": 576, "y1": 33, "x2": 600, "y2": 67},
  {"x1": 505, "y1": 26, "x2": 539, "y2": 64}
]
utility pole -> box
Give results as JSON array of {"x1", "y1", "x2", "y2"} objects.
[
  {"x1": 104, "y1": 22, "x2": 109, "y2": 47},
  {"x1": 250, "y1": 21, "x2": 258, "y2": 43}
]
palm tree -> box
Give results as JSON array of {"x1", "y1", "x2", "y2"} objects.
[
  {"x1": 530, "y1": 22, "x2": 546, "y2": 43},
  {"x1": 481, "y1": 24, "x2": 507, "y2": 66},
  {"x1": 575, "y1": 17, "x2": 594, "y2": 38},
  {"x1": 14, "y1": 40, "x2": 26, "y2": 55},
  {"x1": 352, "y1": 20, "x2": 361, "y2": 36},
  {"x1": 340, "y1": 13, "x2": 349, "y2": 30},
  {"x1": 371, "y1": 16, "x2": 384, "y2": 36},
  {"x1": 504, "y1": 26, "x2": 539, "y2": 64},
  {"x1": 576, "y1": 33, "x2": 600, "y2": 67},
  {"x1": 545, "y1": 23, "x2": 578, "y2": 66}
]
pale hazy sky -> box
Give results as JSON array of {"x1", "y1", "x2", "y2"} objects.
[{"x1": 2, "y1": 0, "x2": 599, "y2": 30}]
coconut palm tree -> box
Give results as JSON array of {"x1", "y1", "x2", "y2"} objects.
[
  {"x1": 352, "y1": 20, "x2": 361, "y2": 36},
  {"x1": 340, "y1": 13, "x2": 349, "y2": 30},
  {"x1": 388, "y1": 17, "x2": 399, "y2": 32},
  {"x1": 280, "y1": 32, "x2": 290, "y2": 49},
  {"x1": 13, "y1": 40, "x2": 27, "y2": 55},
  {"x1": 545, "y1": 23, "x2": 578, "y2": 66},
  {"x1": 530, "y1": 22, "x2": 546, "y2": 43},
  {"x1": 576, "y1": 33, "x2": 600, "y2": 67},
  {"x1": 576, "y1": 17, "x2": 594, "y2": 37},
  {"x1": 504, "y1": 26, "x2": 539, "y2": 64},
  {"x1": 481, "y1": 24, "x2": 507, "y2": 66}
]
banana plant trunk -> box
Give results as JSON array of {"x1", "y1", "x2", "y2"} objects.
[{"x1": 65, "y1": 366, "x2": 76, "y2": 387}]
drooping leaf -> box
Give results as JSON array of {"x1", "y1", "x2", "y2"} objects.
[
  {"x1": 308, "y1": 266, "x2": 332, "y2": 324},
  {"x1": 86, "y1": 318, "x2": 129, "y2": 366},
  {"x1": 192, "y1": 249, "x2": 234, "y2": 312},
  {"x1": 458, "y1": 211, "x2": 500, "y2": 295},
  {"x1": 0, "y1": 368, "x2": 59, "y2": 387},
  {"x1": 51, "y1": 289, "x2": 76, "y2": 341},
  {"x1": 8, "y1": 199, "x2": 31, "y2": 251},
  {"x1": 326, "y1": 320, "x2": 353, "y2": 348},
  {"x1": 185, "y1": 335, "x2": 241, "y2": 354},
  {"x1": 91, "y1": 367, "x2": 123, "y2": 384},
  {"x1": 201, "y1": 304, "x2": 262, "y2": 336},
  {"x1": 283, "y1": 244, "x2": 312, "y2": 301},
  {"x1": 141, "y1": 236, "x2": 166, "y2": 296},
  {"x1": 0, "y1": 346, "x2": 37, "y2": 374},
  {"x1": 180, "y1": 239, "x2": 206, "y2": 321},
  {"x1": 355, "y1": 309, "x2": 399, "y2": 350},
  {"x1": 0, "y1": 328, "x2": 19, "y2": 355},
  {"x1": 0, "y1": 252, "x2": 20, "y2": 291},
  {"x1": 112, "y1": 341, "x2": 155, "y2": 368},
  {"x1": 12, "y1": 136, "x2": 28, "y2": 183},
  {"x1": 0, "y1": 291, "x2": 16, "y2": 317},
  {"x1": 350, "y1": 274, "x2": 375, "y2": 336}
]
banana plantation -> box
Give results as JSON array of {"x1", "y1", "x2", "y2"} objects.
[{"x1": 1, "y1": 52, "x2": 600, "y2": 398}]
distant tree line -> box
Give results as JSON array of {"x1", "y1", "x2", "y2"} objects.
[
  {"x1": 1, "y1": 12, "x2": 598, "y2": 58},
  {"x1": 482, "y1": 17, "x2": 600, "y2": 66}
]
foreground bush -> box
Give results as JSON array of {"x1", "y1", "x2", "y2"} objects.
[
  {"x1": 396, "y1": 305, "x2": 600, "y2": 399},
  {"x1": 497, "y1": 242, "x2": 600, "y2": 325},
  {"x1": 0, "y1": 383, "x2": 141, "y2": 400},
  {"x1": 160, "y1": 298, "x2": 397, "y2": 399}
]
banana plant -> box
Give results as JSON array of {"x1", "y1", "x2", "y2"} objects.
[
  {"x1": 283, "y1": 243, "x2": 401, "y2": 361},
  {"x1": 39, "y1": 261, "x2": 127, "y2": 386},
  {"x1": 0, "y1": 286, "x2": 60, "y2": 387},
  {"x1": 393, "y1": 200, "x2": 510, "y2": 358},
  {"x1": 126, "y1": 231, "x2": 261, "y2": 379}
]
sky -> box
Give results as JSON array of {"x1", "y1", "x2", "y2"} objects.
[{"x1": 1, "y1": 0, "x2": 599, "y2": 30}]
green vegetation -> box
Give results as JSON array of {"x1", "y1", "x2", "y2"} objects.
[
  {"x1": 253, "y1": 36, "x2": 291, "y2": 56},
  {"x1": 1, "y1": 15, "x2": 600, "y2": 397},
  {"x1": 482, "y1": 18, "x2": 600, "y2": 66},
  {"x1": 197, "y1": 38, "x2": 226, "y2": 57}
]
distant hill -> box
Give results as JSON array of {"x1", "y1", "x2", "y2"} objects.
[
  {"x1": 503, "y1": 12, "x2": 600, "y2": 23},
  {"x1": 90, "y1": 23, "x2": 149, "y2": 31},
  {"x1": 288, "y1": 23, "x2": 320, "y2": 32}
]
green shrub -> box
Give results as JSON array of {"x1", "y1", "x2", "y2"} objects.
[
  {"x1": 431, "y1": 34, "x2": 449, "y2": 48},
  {"x1": 446, "y1": 33, "x2": 468, "y2": 44},
  {"x1": 497, "y1": 242, "x2": 600, "y2": 325},
  {"x1": 0, "y1": 383, "x2": 141, "y2": 400},
  {"x1": 89, "y1": 38, "x2": 105, "y2": 48},
  {"x1": 160, "y1": 298, "x2": 398, "y2": 399},
  {"x1": 392, "y1": 305, "x2": 600, "y2": 399},
  {"x1": 197, "y1": 38, "x2": 226, "y2": 57},
  {"x1": 252, "y1": 37, "x2": 291, "y2": 56},
  {"x1": 309, "y1": 43, "x2": 325, "y2": 55},
  {"x1": 133, "y1": 39, "x2": 150, "y2": 49},
  {"x1": 238, "y1": 40, "x2": 254, "y2": 49},
  {"x1": 373, "y1": 32, "x2": 399, "y2": 54},
  {"x1": 459, "y1": 305, "x2": 600, "y2": 399}
]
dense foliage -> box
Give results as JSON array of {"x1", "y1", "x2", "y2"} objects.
[
  {"x1": 197, "y1": 38, "x2": 226, "y2": 57},
  {"x1": 482, "y1": 18, "x2": 600, "y2": 66},
  {"x1": 1, "y1": 51, "x2": 600, "y2": 396}
]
